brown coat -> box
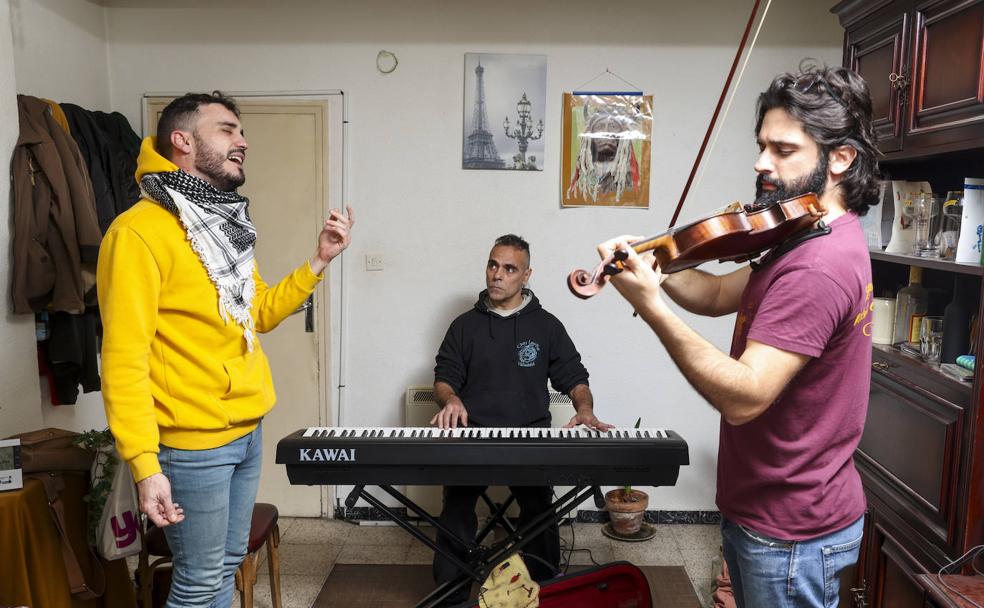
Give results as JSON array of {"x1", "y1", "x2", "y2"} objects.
[{"x1": 12, "y1": 95, "x2": 101, "y2": 313}]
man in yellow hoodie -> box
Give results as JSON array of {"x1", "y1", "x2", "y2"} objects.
[{"x1": 97, "y1": 91, "x2": 353, "y2": 607}]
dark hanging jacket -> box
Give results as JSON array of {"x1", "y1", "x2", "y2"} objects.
[
  {"x1": 46, "y1": 311, "x2": 101, "y2": 403},
  {"x1": 12, "y1": 95, "x2": 101, "y2": 314},
  {"x1": 88, "y1": 110, "x2": 141, "y2": 206},
  {"x1": 60, "y1": 103, "x2": 141, "y2": 232},
  {"x1": 434, "y1": 289, "x2": 589, "y2": 427}
]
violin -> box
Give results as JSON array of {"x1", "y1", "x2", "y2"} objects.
[
  {"x1": 567, "y1": 0, "x2": 823, "y2": 300},
  {"x1": 567, "y1": 193, "x2": 827, "y2": 300}
]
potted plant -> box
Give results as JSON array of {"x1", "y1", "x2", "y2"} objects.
[{"x1": 604, "y1": 417, "x2": 649, "y2": 538}]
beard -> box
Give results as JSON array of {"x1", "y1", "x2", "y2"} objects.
[
  {"x1": 193, "y1": 132, "x2": 245, "y2": 192},
  {"x1": 752, "y1": 155, "x2": 828, "y2": 210},
  {"x1": 592, "y1": 138, "x2": 618, "y2": 162}
]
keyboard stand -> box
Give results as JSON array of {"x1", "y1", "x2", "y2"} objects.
[{"x1": 345, "y1": 484, "x2": 602, "y2": 608}]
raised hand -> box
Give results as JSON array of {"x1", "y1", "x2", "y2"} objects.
[{"x1": 311, "y1": 205, "x2": 355, "y2": 274}]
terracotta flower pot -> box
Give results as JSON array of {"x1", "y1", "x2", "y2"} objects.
[{"x1": 604, "y1": 488, "x2": 649, "y2": 537}]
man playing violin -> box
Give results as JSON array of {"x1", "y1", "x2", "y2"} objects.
[{"x1": 598, "y1": 63, "x2": 880, "y2": 608}]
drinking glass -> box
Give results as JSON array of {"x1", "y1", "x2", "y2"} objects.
[
  {"x1": 920, "y1": 316, "x2": 944, "y2": 364},
  {"x1": 913, "y1": 193, "x2": 942, "y2": 257},
  {"x1": 937, "y1": 191, "x2": 963, "y2": 260}
]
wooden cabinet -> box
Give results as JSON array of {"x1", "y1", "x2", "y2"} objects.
[
  {"x1": 832, "y1": 2, "x2": 984, "y2": 604},
  {"x1": 867, "y1": 513, "x2": 932, "y2": 608},
  {"x1": 848, "y1": 255, "x2": 983, "y2": 608},
  {"x1": 919, "y1": 574, "x2": 984, "y2": 606},
  {"x1": 834, "y1": 0, "x2": 984, "y2": 159},
  {"x1": 861, "y1": 345, "x2": 967, "y2": 550},
  {"x1": 839, "y1": 0, "x2": 911, "y2": 153}
]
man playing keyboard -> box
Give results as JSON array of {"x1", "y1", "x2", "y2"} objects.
[{"x1": 429, "y1": 234, "x2": 612, "y2": 605}]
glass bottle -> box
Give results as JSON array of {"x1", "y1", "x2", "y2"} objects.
[
  {"x1": 893, "y1": 266, "x2": 929, "y2": 345},
  {"x1": 941, "y1": 275, "x2": 975, "y2": 363}
]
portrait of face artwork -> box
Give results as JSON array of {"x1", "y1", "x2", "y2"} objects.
[{"x1": 561, "y1": 94, "x2": 653, "y2": 208}]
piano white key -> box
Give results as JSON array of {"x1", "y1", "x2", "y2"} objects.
[{"x1": 300, "y1": 425, "x2": 672, "y2": 441}]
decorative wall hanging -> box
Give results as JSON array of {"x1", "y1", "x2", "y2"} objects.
[{"x1": 562, "y1": 93, "x2": 652, "y2": 208}]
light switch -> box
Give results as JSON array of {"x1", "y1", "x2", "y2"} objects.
[{"x1": 365, "y1": 253, "x2": 384, "y2": 271}]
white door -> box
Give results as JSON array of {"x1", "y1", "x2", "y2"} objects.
[{"x1": 145, "y1": 97, "x2": 341, "y2": 516}]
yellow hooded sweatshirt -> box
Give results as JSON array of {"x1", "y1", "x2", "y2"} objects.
[{"x1": 97, "y1": 137, "x2": 323, "y2": 482}]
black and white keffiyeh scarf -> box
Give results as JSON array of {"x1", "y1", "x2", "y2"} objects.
[{"x1": 141, "y1": 170, "x2": 258, "y2": 350}]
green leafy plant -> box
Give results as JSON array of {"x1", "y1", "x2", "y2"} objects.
[
  {"x1": 74, "y1": 429, "x2": 118, "y2": 546},
  {"x1": 622, "y1": 417, "x2": 642, "y2": 500}
]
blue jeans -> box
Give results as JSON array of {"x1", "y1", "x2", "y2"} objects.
[
  {"x1": 721, "y1": 515, "x2": 864, "y2": 608},
  {"x1": 159, "y1": 424, "x2": 263, "y2": 608}
]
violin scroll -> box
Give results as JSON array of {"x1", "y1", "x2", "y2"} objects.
[
  {"x1": 567, "y1": 249, "x2": 630, "y2": 300},
  {"x1": 567, "y1": 267, "x2": 602, "y2": 300}
]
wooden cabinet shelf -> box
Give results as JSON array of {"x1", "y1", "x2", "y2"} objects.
[
  {"x1": 873, "y1": 344, "x2": 974, "y2": 398},
  {"x1": 870, "y1": 251, "x2": 984, "y2": 276},
  {"x1": 918, "y1": 574, "x2": 984, "y2": 607}
]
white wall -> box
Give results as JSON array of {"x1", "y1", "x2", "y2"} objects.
[
  {"x1": 4, "y1": 0, "x2": 112, "y2": 435},
  {"x1": 104, "y1": 0, "x2": 844, "y2": 510},
  {"x1": 9, "y1": 0, "x2": 111, "y2": 110},
  {"x1": 0, "y1": 0, "x2": 44, "y2": 436}
]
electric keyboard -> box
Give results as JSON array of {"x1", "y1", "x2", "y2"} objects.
[{"x1": 277, "y1": 426, "x2": 689, "y2": 487}]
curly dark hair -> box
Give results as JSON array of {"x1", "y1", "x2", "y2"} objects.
[
  {"x1": 755, "y1": 61, "x2": 881, "y2": 215},
  {"x1": 156, "y1": 91, "x2": 240, "y2": 160}
]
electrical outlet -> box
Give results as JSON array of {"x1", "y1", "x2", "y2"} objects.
[{"x1": 365, "y1": 253, "x2": 384, "y2": 271}]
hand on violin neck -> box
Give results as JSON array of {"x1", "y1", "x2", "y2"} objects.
[
  {"x1": 596, "y1": 235, "x2": 645, "y2": 264},
  {"x1": 596, "y1": 236, "x2": 666, "y2": 318}
]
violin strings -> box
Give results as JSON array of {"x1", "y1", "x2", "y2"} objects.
[{"x1": 690, "y1": 0, "x2": 774, "y2": 205}]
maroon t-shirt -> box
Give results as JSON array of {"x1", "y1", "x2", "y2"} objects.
[{"x1": 718, "y1": 212, "x2": 872, "y2": 540}]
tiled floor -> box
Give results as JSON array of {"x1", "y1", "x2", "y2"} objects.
[{"x1": 224, "y1": 517, "x2": 722, "y2": 608}]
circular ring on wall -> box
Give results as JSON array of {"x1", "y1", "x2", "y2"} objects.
[{"x1": 377, "y1": 50, "x2": 399, "y2": 74}]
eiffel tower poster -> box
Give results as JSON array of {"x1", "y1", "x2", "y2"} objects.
[{"x1": 462, "y1": 53, "x2": 547, "y2": 171}]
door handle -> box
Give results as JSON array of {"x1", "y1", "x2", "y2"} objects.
[
  {"x1": 889, "y1": 71, "x2": 908, "y2": 91},
  {"x1": 292, "y1": 295, "x2": 315, "y2": 333}
]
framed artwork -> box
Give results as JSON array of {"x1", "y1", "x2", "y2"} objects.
[
  {"x1": 561, "y1": 93, "x2": 653, "y2": 207},
  {"x1": 463, "y1": 53, "x2": 547, "y2": 171}
]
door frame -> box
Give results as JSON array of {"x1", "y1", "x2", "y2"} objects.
[{"x1": 141, "y1": 91, "x2": 349, "y2": 517}]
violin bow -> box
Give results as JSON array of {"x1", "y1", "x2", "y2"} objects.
[
  {"x1": 568, "y1": 0, "x2": 774, "y2": 299},
  {"x1": 670, "y1": 0, "x2": 772, "y2": 228}
]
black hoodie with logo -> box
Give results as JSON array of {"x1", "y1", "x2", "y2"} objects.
[{"x1": 434, "y1": 289, "x2": 589, "y2": 427}]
